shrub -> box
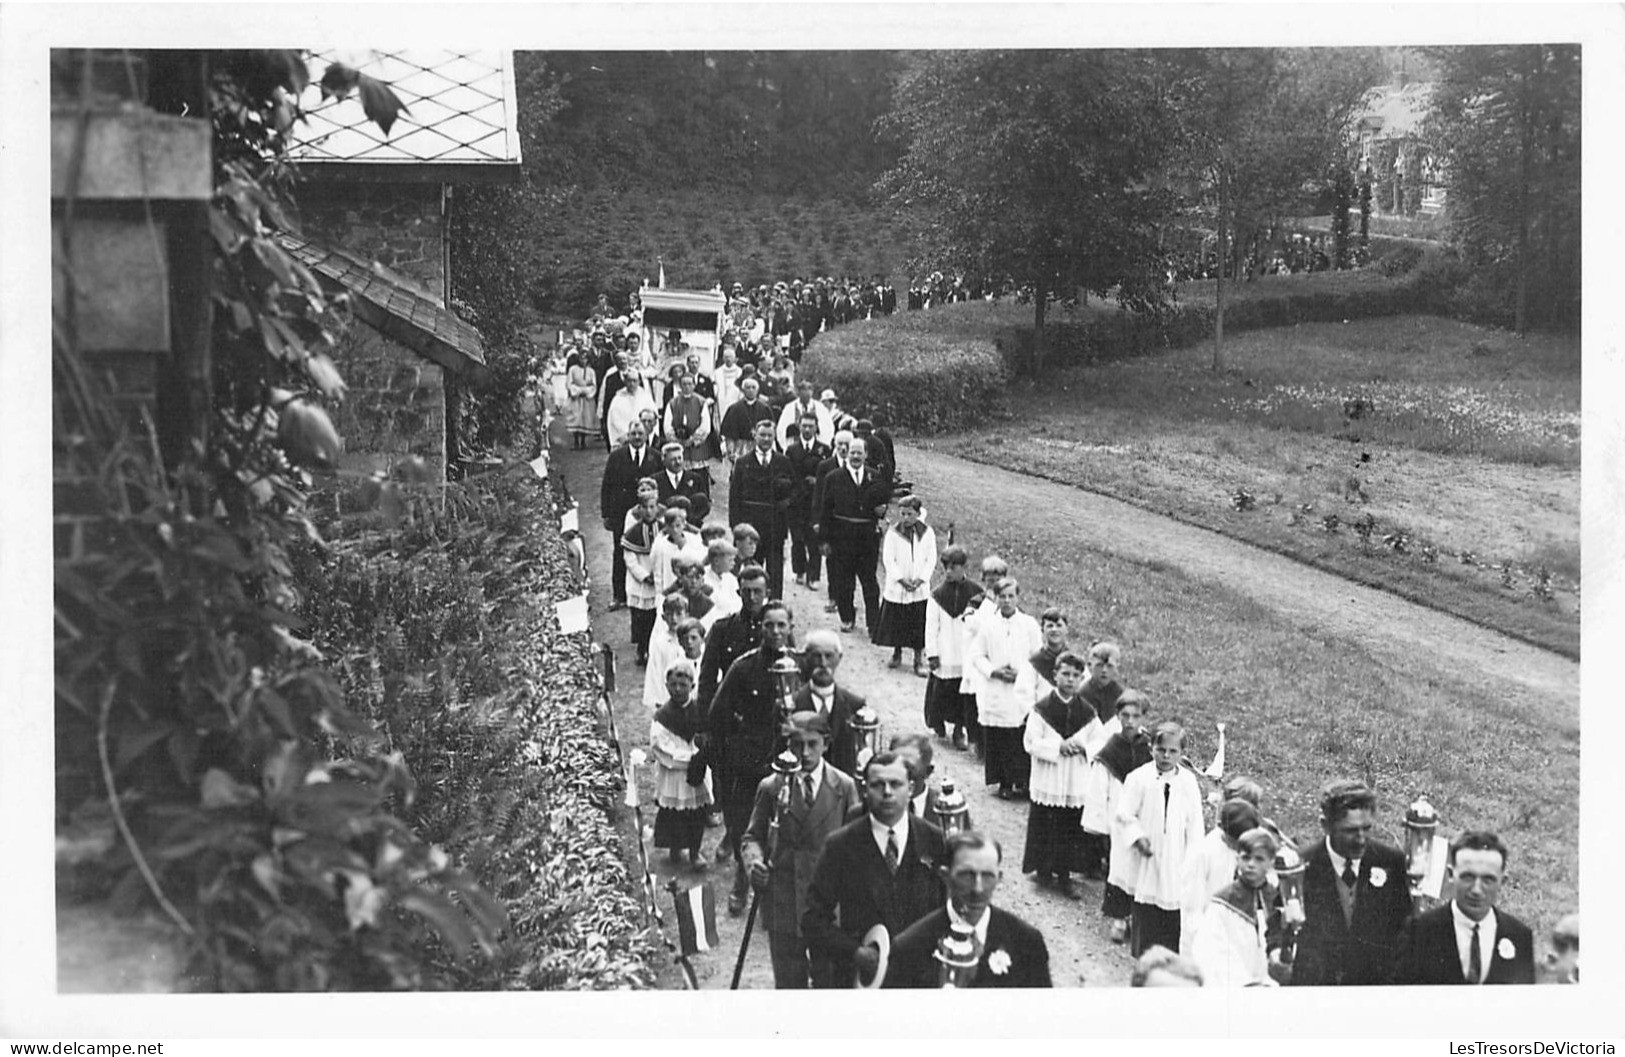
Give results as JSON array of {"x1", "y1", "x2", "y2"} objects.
[
  {"x1": 800, "y1": 305, "x2": 1012, "y2": 433},
  {"x1": 296, "y1": 467, "x2": 659, "y2": 989}
]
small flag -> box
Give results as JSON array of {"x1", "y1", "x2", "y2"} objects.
[
  {"x1": 560, "y1": 505, "x2": 579, "y2": 533},
  {"x1": 1203, "y1": 722, "x2": 1226, "y2": 781},
  {"x1": 528, "y1": 451, "x2": 550, "y2": 479},
  {"x1": 672, "y1": 882, "x2": 719, "y2": 956},
  {"x1": 658, "y1": 257, "x2": 666, "y2": 289}
]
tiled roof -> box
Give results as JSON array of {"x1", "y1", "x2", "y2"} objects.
[
  {"x1": 278, "y1": 233, "x2": 489, "y2": 379},
  {"x1": 289, "y1": 50, "x2": 520, "y2": 173},
  {"x1": 1355, "y1": 82, "x2": 1434, "y2": 140}
]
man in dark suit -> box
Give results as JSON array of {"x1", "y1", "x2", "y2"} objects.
[
  {"x1": 1286, "y1": 779, "x2": 1414, "y2": 986},
  {"x1": 784, "y1": 413, "x2": 832, "y2": 590},
  {"x1": 741, "y1": 711, "x2": 863, "y2": 989},
  {"x1": 791, "y1": 629, "x2": 862, "y2": 778},
  {"x1": 801, "y1": 752, "x2": 947, "y2": 989},
  {"x1": 889, "y1": 733, "x2": 974, "y2": 832},
  {"x1": 654, "y1": 442, "x2": 711, "y2": 523},
  {"x1": 809, "y1": 430, "x2": 853, "y2": 614},
  {"x1": 598, "y1": 419, "x2": 660, "y2": 611},
  {"x1": 816, "y1": 436, "x2": 891, "y2": 633},
  {"x1": 697, "y1": 566, "x2": 767, "y2": 709},
  {"x1": 1391, "y1": 830, "x2": 1536, "y2": 985},
  {"x1": 885, "y1": 831, "x2": 1051, "y2": 988},
  {"x1": 708, "y1": 600, "x2": 796, "y2": 916},
  {"x1": 728, "y1": 420, "x2": 794, "y2": 600}
]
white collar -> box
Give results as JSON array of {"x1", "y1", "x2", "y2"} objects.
[
  {"x1": 911, "y1": 789, "x2": 929, "y2": 817},
  {"x1": 946, "y1": 898, "x2": 991, "y2": 946},
  {"x1": 870, "y1": 812, "x2": 909, "y2": 858},
  {"x1": 1450, "y1": 901, "x2": 1499, "y2": 982},
  {"x1": 810, "y1": 682, "x2": 835, "y2": 699},
  {"x1": 1324, "y1": 838, "x2": 1362, "y2": 880}
]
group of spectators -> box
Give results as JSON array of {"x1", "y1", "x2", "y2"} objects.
[{"x1": 555, "y1": 283, "x2": 1578, "y2": 990}]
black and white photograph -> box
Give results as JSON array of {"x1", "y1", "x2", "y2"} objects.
[{"x1": 2, "y1": 1, "x2": 1619, "y2": 1047}]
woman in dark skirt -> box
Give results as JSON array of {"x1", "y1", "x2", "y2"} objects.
[{"x1": 872, "y1": 495, "x2": 937, "y2": 672}]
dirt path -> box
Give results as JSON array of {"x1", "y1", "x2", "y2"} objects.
[{"x1": 553, "y1": 431, "x2": 1577, "y2": 992}]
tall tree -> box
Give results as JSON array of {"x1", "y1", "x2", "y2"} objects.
[
  {"x1": 877, "y1": 50, "x2": 1184, "y2": 373},
  {"x1": 1422, "y1": 44, "x2": 1580, "y2": 333},
  {"x1": 1172, "y1": 48, "x2": 1382, "y2": 368}
]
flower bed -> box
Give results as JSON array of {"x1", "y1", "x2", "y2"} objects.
[{"x1": 298, "y1": 465, "x2": 658, "y2": 989}]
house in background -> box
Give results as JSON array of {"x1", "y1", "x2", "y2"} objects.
[
  {"x1": 286, "y1": 49, "x2": 521, "y2": 491},
  {"x1": 1353, "y1": 81, "x2": 1446, "y2": 218}
]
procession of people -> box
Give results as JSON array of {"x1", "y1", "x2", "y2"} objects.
[{"x1": 552, "y1": 279, "x2": 1574, "y2": 990}]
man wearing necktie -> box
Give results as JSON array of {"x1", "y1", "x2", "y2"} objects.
[
  {"x1": 1390, "y1": 830, "x2": 1536, "y2": 985},
  {"x1": 728, "y1": 420, "x2": 794, "y2": 600},
  {"x1": 789, "y1": 629, "x2": 863, "y2": 778},
  {"x1": 599, "y1": 420, "x2": 661, "y2": 611},
  {"x1": 817, "y1": 437, "x2": 890, "y2": 634},
  {"x1": 741, "y1": 711, "x2": 862, "y2": 989},
  {"x1": 801, "y1": 752, "x2": 947, "y2": 988},
  {"x1": 1286, "y1": 779, "x2": 1414, "y2": 986},
  {"x1": 885, "y1": 831, "x2": 1053, "y2": 988}
]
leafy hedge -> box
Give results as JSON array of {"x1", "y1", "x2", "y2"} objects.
[
  {"x1": 296, "y1": 466, "x2": 659, "y2": 989},
  {"x1": 799, "y1": 305, "x2": 1013, "y2": 433}
]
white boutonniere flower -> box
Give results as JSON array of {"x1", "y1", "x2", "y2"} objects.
[
  {"x1": 987, "y1": 949, "x2": 1011, "y2": 976},
  {"x1": 1368, "y1": 866, "x2": 1388, "y2": 888},
  {"x1": 1497, "y1": 937, "x2": 1516, "y2": 960}
]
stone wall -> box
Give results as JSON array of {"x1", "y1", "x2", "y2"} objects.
[
  {"x1": 295, "y1": 183, "x2": 445, "y2": 298},
  {"x1": 324, "y1": 321, "x2": 446, "y2": 507}
]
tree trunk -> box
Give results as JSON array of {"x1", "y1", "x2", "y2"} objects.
[
  {"x1": 1515, "y1": 48, "x2": 1533, "y2": 335},
  {"x1": 1213, "y1": 177, "x2": 1227, "y2": 372},
  {"x1": 1032, "y1": 281, "x2": 1049, "y2": 376}
]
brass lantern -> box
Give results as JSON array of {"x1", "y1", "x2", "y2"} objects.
[
  {"x1": 850, "y1": 705, "x2": 882, "y2": 770},
  {"x1": 934, "y1": 919, "x2": 980, "y2": 988},
  {"x1": 1403, "y1": 795, "x2": 1440, "y2": 899},
  {"x1": 1273, "y1": 843, "x2": 1307, "y2": 965},
  {"x1": 768, "y1": 654, "x2": 802, "y2": 724},
  {"x1": 931, "y1": 777, "x2": 971, "y2": 837}
]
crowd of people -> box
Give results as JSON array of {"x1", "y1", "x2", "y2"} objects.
[{"x1": 550, "y1": 282, "x2": 1577, "y2": 990}]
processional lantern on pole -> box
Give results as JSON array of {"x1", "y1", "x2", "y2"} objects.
[
  {"x1": 1273, "y1": 843, "x2": 1307, "y2": 966},
  {"x1": 1403, "y1": 794, "x2": 1444, "y2": 906},
  {"x1": 933, "y1": 919, "x2": 980, "y2": 988},
  {"x1": 931, "y1": 777, "x2": 970, "y2": 837},
  {"x1": 769, "y1": 654, "x2": 802, "y2": 726},
  {"x1": 850, "y1": 705, "x2": 881, "y2": 771}
]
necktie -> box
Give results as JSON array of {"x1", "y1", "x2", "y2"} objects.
[
  {"x1": 803, "y1": 773, "x2": 815, "y2": 807},
  {"x1": 884, "y1": 829, "x2": 900, "y2": 873},
  {"x1": 1469, "y1": 923, "x2": 1482, "y2": 984},
  {"x1": 1341, "y1": 863, "x2": 1358, "y2": 890}
]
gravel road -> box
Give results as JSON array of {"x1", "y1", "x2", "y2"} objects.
[{"x1": 553, "y1": 435, "x2": 1578, "y2": 991}]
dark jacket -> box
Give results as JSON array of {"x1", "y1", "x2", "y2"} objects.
[
  {"x1": 1288, "y1": 838, "x2": 1414, "y2": 987},
  {"x1": 790, "y1": 683, "x2": 863, "y2": 778},
  {"x1": 817, "y1": 466, "x2": 892, "y2": 544},
  {"x1": 739, "y1": 766, "x2": 863, "y2": 936},
  {"x1": 706, "y1": 645, "x2": 792, "y2": 780},
  {"x1": 1390, "y1": 904, "x2": 1536, "y2": 985},
  {"x1": 785, "y1": 438, "x2": 833, "y2": 518},
  {"x1": 729, "y1": 449, "x2": 794, "y2": 538},
  {"x1": 599, "y1": 443, "x2": 660, "y2": 525},
  {"x1": 885, "y1": 905, "x2": 1052, "y2": 988},
  {"x1": 655, "y1": 466, "x2": 712, "y2": 522},
  {"x1": 801, "y1": 814, "x2": 947, "y2": 988},
  {"x1": 698, "y1": 608, "x2": 761, "y2": 710}
]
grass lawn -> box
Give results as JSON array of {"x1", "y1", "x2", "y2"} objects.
[
  {"x1": 921, "y1": 314, "x2": 1580, "y2": 657},
  {"x1": 920, "y1": 460, "x2": 1579, "y2": 970}
]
